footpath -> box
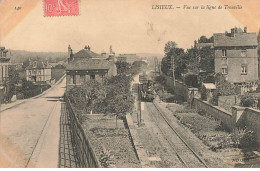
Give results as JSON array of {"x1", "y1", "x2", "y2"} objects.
[{"x1": 0, "y1": 75, "x2": 65, "y2": 113}]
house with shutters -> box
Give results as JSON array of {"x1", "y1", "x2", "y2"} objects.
[
  {"x1": 66, "y1": 45, "x2": 117, "y2": 91},
  {"x1": 214, "y1": 27, "x2": 258, "y2": 84},
  {"x1": 0, "y1": 47, "x2": 10, "y2": 103},
  {"x1": 26, "y1": 59, "x2": 52, "y2": 83}
]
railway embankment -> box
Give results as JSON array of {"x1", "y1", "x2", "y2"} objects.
[{"x1": 155, "y1": 98, "x2": 260, "y2": 168}]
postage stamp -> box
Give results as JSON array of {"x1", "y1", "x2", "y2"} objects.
[{"x1": 44, "y1": 0, "x2": 79, "y2": 17}]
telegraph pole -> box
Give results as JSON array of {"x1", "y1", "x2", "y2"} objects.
[{"x1": 171, "y1": 55, "x2": 175, "y2": 87}]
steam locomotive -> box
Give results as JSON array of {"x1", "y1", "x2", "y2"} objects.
[{"x1": 139, "y1": 72, "x2": 155, "y2": 102}]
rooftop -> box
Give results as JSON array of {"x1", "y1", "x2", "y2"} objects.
[
  {"x1": 203, "y1": 83, "x2": 216, "y2": 90},
  {"x1": 73, "y1": 49, "x2": 103, "y2": 59},
  {"x1": 26, "y1": 61, "x2": 52, "y2": 69},
  {"x1": 67, "y1": 58, "x2": 110, "y2": 70},
  {"x1": 214, "y1": 28, "x2": 258, "y2": 47}
]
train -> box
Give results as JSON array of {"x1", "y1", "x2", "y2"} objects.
[{"x1": 139, "y1": 72, "x2": 155, "y2": 102}]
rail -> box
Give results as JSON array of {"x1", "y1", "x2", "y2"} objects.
[
  {"x1": 152, "y1": 101, "x2": 209, "y2": 168},
  {"x1": 64, "y1": 94, "x2": 101, "y2": 168}
]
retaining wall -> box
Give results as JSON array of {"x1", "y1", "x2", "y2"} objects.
[
  {"x1": 218, "y1": 95, "x2": 241, "y2": 112},
  {"x1": 192, "y1": 97, "x2": 234, "y2": 131},
  {"x1": 193, "y1": 98, "x2": 260, "y2": 146},
  {"x1": 244, "y1": 108, "x2": 260, "y2": 145}
]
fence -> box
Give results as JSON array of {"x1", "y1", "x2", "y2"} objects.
[{"x1": 64, "y1": 94, "x2": 101, "y2": 168}]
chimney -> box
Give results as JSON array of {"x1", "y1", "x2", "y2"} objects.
[
  {"x1": 45, "y1": 57, "x2": 49, "y2": 66},
  {"x1": 87, "y1": 45, "x2": 90, "y2": 51},
  {"x1": 68, "y1": 45, "x2": 72, "y2": 56},
  {"x1": 231, "y1": 28, "x2": 236, "y2": 37},
  {"x1": 101, "y1": 50, "x2": 106, "y2": 57},
  {"x1": 225, "y1": 31, "x2": 228, "y2": 36},
  {"x1": 29, "y1": 57, "x2": 32, "y2": 66},
  {"x1": 3, "y1": 50, "x2": 8, "y2": 57},
  {"x1": 68, "y1": 45, "x2": 73, "y2": 63},
  {"x1": 244, "y1": 26, "x2": 247, "y2": 33}
]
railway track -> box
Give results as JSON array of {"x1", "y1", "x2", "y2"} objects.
[{"x1": 145, "y1": 102, "x2": 209, "y2": 168}]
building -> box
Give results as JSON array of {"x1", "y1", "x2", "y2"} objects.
[
  {"x1": 26, "y1": 59, "x2": 52, "y2": 83},
  {"x1": 117, "y1": 54, "x2": 140, "y2": 64},
  {"x1": 0, "y1": 47, "x2": 10, "y2": 103},
  {"x1": 214, "y1": 27, "x2": 259, "y2": 84},
  {"x1": 66, "y1": 45, "x2": 117, "y2": 91}
]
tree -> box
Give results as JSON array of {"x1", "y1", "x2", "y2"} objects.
[
  {"x1": 198, "y1": 35, "x2": 214, "y2": 43},
  {"x1": 186, "y1": 47, "x2": 200, "y2": 74},
  {"x1": 131, "y1": 61, "x2": 147, "y2": 75},
  {"x1": 68, "y1": 80, "x2": 107, "y2": 114},
  {"x1": 115, "y1": 61, "x2": 131, "y2": 75},
  {"x1": 184, "y1": 74, "x2": 199, "y2": 88},
  {"x1": 5, "y1": 66, "x2": 20, "y2": 102},
  {"x1": 105, "y1": 92, "x2": 134, "y2": 128},
  {"x1": 162, "y1": 41, "x2": 186, "y2": 79},
  {"x1": 214, "y1": 73, "x2": 239, "y2": 96},
  {"x1": 199, "y1": 47, "x2": 214, "y2": 73},
  {"x1": 240, "y1": 94, "x2": 255, "y2": 107},
  {"x1": 105, "y1": 75, "x2": 134, "y2": 128},
  {"x1": 82, "y1": 80, "x2": 107, "y2": 114},
  {"x1": 164, "y1": 41, "x2": 177, "y2": 55}
]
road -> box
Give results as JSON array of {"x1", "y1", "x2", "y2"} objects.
[{"x1": 0, "y1": 78, "x2": 66, "y2": 168}]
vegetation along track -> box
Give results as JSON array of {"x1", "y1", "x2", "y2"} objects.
[{"x1": 145, "y1": 102, "x2": 209, "y2": 168}]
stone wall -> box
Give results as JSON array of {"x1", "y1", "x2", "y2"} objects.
[
  {"x1": 193, "y1": 98, "x2": 260, "y2": 146},
  {"x1": 244, "y1": 108, "x2": 260, "y2": 146},
  {"x1": 192, "y1": 98, "x2": 234, "y2": 131},
  {"x1": 218, "y1": 95, "x2": 241, "y2": 112}
]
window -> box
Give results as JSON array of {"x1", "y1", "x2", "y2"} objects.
[
  {"x1": 29, "y1": 71, "x2": 31, "y2": 75},
  {"x1": 222, "y1": 49, "x2": 227, "y2": 57},
  {"x1": 221, "y1": 67, "x2": 228, "y2": 75},
  {"x1": 73, "y1": 75, "x2": 76, "y2": 84},
  {"x1": 241, "y1": 50, "x2": 246, "y2": 57},
  {"x1": 80, "y1": 75, "x2": 85, "y2": 84},
  {"x1": 241, "y1": 65, "x2": 247, "y2": 75},
  {"x1": 38, "y1": 71, "x2": 41, "y2": 75},
  {"x1": 90, "y1": 75, "x2": 95, "y2": 80}
]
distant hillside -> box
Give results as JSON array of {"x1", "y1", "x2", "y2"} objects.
[
  {"x1": 6, "y1": 49, "x2": 163, "y2": 64},
  {"x1": 6, "y1": 49, "x2": 67, "y2": 63}
]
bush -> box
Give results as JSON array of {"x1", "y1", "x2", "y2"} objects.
[
  {"x1": 240, "y1": 94, "x2": 255, "y2": 107},
  {"x1": 231, "y1": 128, "x2": 258, "y2": 148},
  {"x1": 209, "y1": 91, "x2": 218, "y2": 105},
  {"x1": 184, "y1": 74, "x2": 199, "y2": 88},
  {"x1": 21, "y1": 85, "x2": 51, "y2": 99},
  {"x1": 201, "y1": 85, "x2": 207, "y2": 101},
  {"x1": 155, "y1": 75, "x2": 167, "y2": 86}
]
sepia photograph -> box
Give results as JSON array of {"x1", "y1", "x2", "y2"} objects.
[{"x1": 0, "y1": 0, "x2": 260, "y2": 168}]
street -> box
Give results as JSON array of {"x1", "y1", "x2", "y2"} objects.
[{"x1": 0, "y1": 78, "x2": 66, "y2": 167}]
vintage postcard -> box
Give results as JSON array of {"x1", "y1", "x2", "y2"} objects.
[{"x1": 0, "y1": 0, "x2": 260, "y2": 168}]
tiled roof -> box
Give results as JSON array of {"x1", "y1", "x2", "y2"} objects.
[
  {"x1": 67, "y1": 58, "x2": 110, "y2": 70},
  {"x1": 26, "y1": 61, "x2": 51, "y2": 69},
  {"x1": 73, "y1": 49, "x2": 102, "y2": 58},
  {"x1": 214, "y1": 33, "x2": 258, "y2": 47}
]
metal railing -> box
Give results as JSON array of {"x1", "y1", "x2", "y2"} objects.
[{"x1": 64, "y1": 94, "x2": 101, "y2": 168}]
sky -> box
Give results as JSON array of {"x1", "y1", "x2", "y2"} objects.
[{"x1": 0, "y1": 0, "x2": 259, "y2": 55}]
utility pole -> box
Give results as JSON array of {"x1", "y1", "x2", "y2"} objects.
[
  {"x1": 171, "y1": 55, "x2": 175, "y2": 87},
  {"x1": 137, "y1": 83, "x2": 142, "y2": 127}
]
